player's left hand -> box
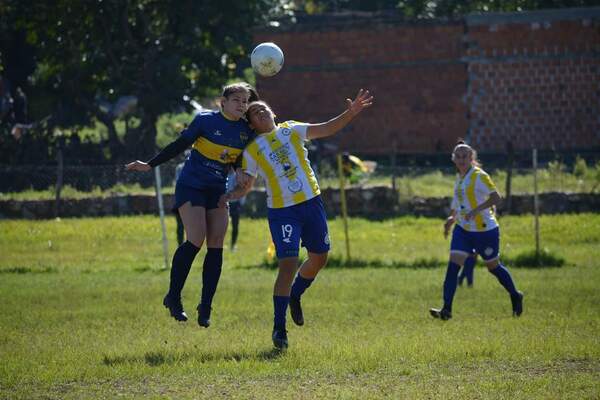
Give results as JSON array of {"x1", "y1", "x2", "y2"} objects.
[
  {"x1": 217, "y1": 194, "x2": 230, "y2": 209},
  {"x1": 236, "y1": 168, "x2": 252, "y2": 190},
  {"x1": 346, "y1": 89, "x2": 374, "y2": 116}
]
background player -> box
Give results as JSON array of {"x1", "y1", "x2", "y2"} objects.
[{"x1": 430, "y1": 141, "x2": 523, "y2": 320}]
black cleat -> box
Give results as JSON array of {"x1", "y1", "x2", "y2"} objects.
[
  {"x1": 289, "y1": 297, "x2": 304, "y2": 326},
  {"x1": 163, "y1": 295, "x2": 188, "y2": 322},
  {"x1": 511, "y1": 291, "x2": 524, "y2": 317},
  {"x1": 196, "y1": 304, "x2": 211, "y2": 328},
  {"x1": 429, "y1": 308, "x2": 452, "y2": 320},
  {"x1": 272, "y1": 328, "x2": 288, "y2": 350}
]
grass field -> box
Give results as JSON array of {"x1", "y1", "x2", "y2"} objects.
[
  {"x1": 1, "y1": 214, "x2": 599, "y2": 399},
  {"x1": 2, "y1": 165, "x2": 599, "y2": 201}
]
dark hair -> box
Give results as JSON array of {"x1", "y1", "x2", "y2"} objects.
[
  {"x1": 221, "y1": 82, "x2": 259, "y2": 101},
  {"x1": 452, "y1": 139, "x2": 481, "y2": 167},
  {"x1": 245, "y1": 100, "x2": 271, "y2": 120}
]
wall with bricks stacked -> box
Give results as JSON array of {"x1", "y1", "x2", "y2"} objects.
[{"x1": 253, "y1": 8, "x2": 600, "y2": 155}]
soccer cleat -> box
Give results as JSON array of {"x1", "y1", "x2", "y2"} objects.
[
  {"x1": 289, "y1": 296, "x2": 304, "y2": 326},
  {"x1": 196, "y1": 304, "x2": 211, "y2": 328},
  {"x1": 163, "y1": 295, "x2": 188, "y2": 322},
  {"x1": 429, "y1": 308, "x2": 452, "y2": 320},
  {"x1": 272, "y1": 328, "x2": 288, "y2": 350},
  {"x1": 511, "y1": 291, "x2": 524, "y2": 317}
]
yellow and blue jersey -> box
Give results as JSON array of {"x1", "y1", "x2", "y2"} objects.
[
  {"x1": 242, "y1": 121, "x2": 320, "y2": 209},
  {"x1": 178, "y1": 110, "x2": 254, "y2": 188},
  {"x1": 451, "y1": 166, "x2": 499, "y2": 232}
]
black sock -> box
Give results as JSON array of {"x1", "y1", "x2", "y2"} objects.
[
  {"x1": 167, "y1": 241, "x2": 200, "y2": 299},
  {"x1": 200, "y1": 248, "x2": 223, "y2": 310}
]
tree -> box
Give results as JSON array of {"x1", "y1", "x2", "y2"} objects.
[{"x1": 2, "y1": 0, "x2": 283, "y2": 162}]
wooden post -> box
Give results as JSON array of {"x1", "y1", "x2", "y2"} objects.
[
  {"x1": 54, "y1": 137, "x2": 64, "y2": 218},
  {"x1": 533, "y1": 149, "x2": 540, "y2": 259},
  {"x1": 391, "y1": 139, "x2": 397, "y2": 191},
  {"x1": 504, "y1": 140, "x2": 514, "y2": 214},
  {"x1": 154, "y1": 166, "x2": 170, "y2": 270},
  {"x1": 337, "y1": 154, "x2": 351, "y2": 260}
]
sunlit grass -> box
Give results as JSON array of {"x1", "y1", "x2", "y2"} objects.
[{"x1": 1, "y1": 214, "x2": 599, "y2": 398}]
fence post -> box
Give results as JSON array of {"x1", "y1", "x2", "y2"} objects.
[
  {"x1": 391, "y1": 139, "x2": 397, "y2": 191},
  {"x1": 533, "y1": 149, "x2": 540, "y2": 259},
  {"x1": 54, "y1": 136, "x2": 64, "y2": 218},
  {"x1": 504, "y1": 140, "x2": 514, "y2": 214},
  {"x1": 154, "y1": 166, "x2": 170, "y2": 270},
  {"x1": 337, "y1": 154, "x2": 351, "y2": 260}
]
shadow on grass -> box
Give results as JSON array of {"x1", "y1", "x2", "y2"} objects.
[
  {"x1": 133, "y1": 266, "x2": 169, "y2": 274},
  {"x1": 102, "y1": 348, "x2": 284, "y2": 367},
  {"x1": 247, "y1": 255, "x2": 444, "y2": 270},
  {"x1": 244, "y1": 249, "x2": 566, "y2": 270},
  {"x1": 0, "y1": 266, "x2": 57, "y2": 274}
]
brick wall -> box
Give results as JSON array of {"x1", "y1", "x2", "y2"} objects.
[{"x1": 253, "y1": 7, "x2": 600, "y2": 155}]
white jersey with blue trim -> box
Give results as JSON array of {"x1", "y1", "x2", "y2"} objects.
[
  {"x1": 451, "y1": 166, "x2": 499, "y2": 232},
  {"x1": 242, "y1": 121, "x2": 320, "y2": 209}
]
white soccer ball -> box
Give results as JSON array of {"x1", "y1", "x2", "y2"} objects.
[{"x1": 251, "y1": 42, "x2": 284, "y2": 77}]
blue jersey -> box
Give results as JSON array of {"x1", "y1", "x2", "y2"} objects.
[{"x1": 178, "y1": 110, "x2": 254, "y2": 189}]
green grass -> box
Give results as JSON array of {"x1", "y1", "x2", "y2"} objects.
[
  {"x1": 1, "y1": 214, "x2": 599, "y2": 399},
  {"x1": 2, "y1": 166, "x2": 599, "y2": 201}
]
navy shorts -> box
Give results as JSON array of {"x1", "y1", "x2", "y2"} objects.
[
  {"x1": 267, "y1": 196, "x2": 331, "y2": 259},
  {"x1": 172, "y1": 181, "x2": 225, "y2": 212},
  {"x1": 450, "y1": 225, "x2": 500, "y2": 261}
]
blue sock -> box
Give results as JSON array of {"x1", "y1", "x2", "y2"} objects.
[
  {"x1": 168, "y1": 241, "x2": 200, "y2": 299},
  {"x1": 463, "y1": 256, "x2": 475, "y2": 286},
  {"x1": 290, "y1": 274, "x2": 314, "y2": 299},
  {"x1": 443, "y1": 261, "x2": 461, "y2": 312},
  {"x1": 273, "y1": 295, "x2": 290, "y2": 331},
  {"x1": 200, "y1": 248, "x2": 223, "y2": 310},
  {"x1": 489, "y1": 262, "x2": 519, "y2": 296}
]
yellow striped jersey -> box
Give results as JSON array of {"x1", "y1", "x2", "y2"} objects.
[
  {"x1": 242, "y1": 121, "x2": 320, "y2": 208},
  {"x1": 451, "y1": 166, "x2": 499, "y2": 232}
]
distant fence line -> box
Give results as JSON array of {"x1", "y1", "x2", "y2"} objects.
[{"x1": 1, "y1": 187, "x2": 598, "y2": 219}]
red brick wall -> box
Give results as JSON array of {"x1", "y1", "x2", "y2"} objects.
[
  {"x1": 253, "y1": 8, "x2": 600, "y2": 155},
  {"x1": 465, "y1": 13, "x2": 600, "y2": 151}
]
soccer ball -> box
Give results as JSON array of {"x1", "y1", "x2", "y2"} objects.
[{"x1": 251, "y1": 42, "x2": 284, "y2": 77}]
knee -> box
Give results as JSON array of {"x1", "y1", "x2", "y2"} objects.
[
  {"x1": 311, "y1": 253, "x2": 328, "y2": 269},
  {"x1": 485, "y1": 259, "x2": 500, "y2": 271}
]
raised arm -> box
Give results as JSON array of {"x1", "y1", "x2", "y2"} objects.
[{"x1": 306, "y1": 89, "x2": 373, "y2": 140}]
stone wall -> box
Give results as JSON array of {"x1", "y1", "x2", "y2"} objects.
[{"x1": 1, "y1": 187, "x2": 598, "y2": 219}]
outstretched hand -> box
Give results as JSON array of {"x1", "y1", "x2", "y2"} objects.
[
  {"x1": 125, "y1": 160, "x2": 151, "y2": 172},
  {"x1": 346, "y1": 89, "x2": 374, "y2": 116}
]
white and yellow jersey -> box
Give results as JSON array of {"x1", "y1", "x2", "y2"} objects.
[
  {"x1": 242, "y1": 121, "x2": 320, "y2": 208},
  {"x1": 451, "y1": 166, "x2": 499, "y2": 232}
]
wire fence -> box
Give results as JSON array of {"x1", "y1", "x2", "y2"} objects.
[{"x1": 1, "y1": 156, "x2": 599, "y2": 202}]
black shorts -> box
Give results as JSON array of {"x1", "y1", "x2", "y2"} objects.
[{"x1": 173, "y1": 181, "x2": 225, "y2": 212}]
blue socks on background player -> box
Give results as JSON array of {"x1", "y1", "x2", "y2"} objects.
[
  {"x1": 273, "y1": 295, "x2": 290, "y2": 330},
  {"x1": 443, "y1": 261, "x2": 461, "y2": 312},
  {"x1": 489, "y1": 262, "x2": 519, "y2": 296},
  {"x1": 290, "y1": 274, "x2": 314, "y2": 299},
  {"x1": 458, "y1": 256, "x2": 475, "y2": 286},
  {"x1": 200, "y1": 248, "x2": 223, "y2": 310},
  {"x1": 167, "y1": 240, "x2": 200, "y2": 299}
]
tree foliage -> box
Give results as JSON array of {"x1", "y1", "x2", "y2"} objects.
[{"x1": 1, "y1": 0, "x2": 282, "y2": 162}]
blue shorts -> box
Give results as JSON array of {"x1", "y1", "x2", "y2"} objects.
[
  {"x1": 450, "y1": 225, "x2": 500, "y2": 261},
  {"x1": 267, "y1": 196, "x2": 331, "y2": 259},
  {"x1": 173, "y1": 181, "x2": 225, "y2": 212}
]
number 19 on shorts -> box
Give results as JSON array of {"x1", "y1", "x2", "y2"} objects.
[{"x1": 282, "y1": 224, "x2": 293, "y2": 243}]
